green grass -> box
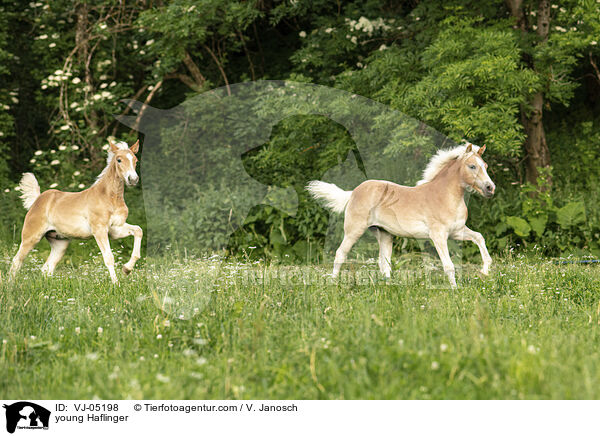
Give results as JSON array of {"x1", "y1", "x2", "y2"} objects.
[{"x1": 2, "y1": 242, "x2": 600, "y2": 399}]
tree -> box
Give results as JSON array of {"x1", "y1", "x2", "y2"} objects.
[{"x1": 293, "y1": 0, "x2": 600, "y2": 187}]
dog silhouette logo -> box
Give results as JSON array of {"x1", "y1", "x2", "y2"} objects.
[{"x1": 3, "y1": 402, "x2": 50, "y2": 433}]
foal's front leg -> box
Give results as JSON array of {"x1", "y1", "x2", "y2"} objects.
[
  {"x1": 452, "y1": 226, "x2": 492, "y2": 275},
  {"x1": 93, "y1": 229, "x2": 118, "y2": 284},
  {"x1": 429, "y1": 228, "x2": 457, "y2": 288},
  {"x1": 109, "y1": 223, "x2": 143, "y2": 275}
]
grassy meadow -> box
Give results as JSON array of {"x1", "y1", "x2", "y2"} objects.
[{"x1": 1, "y1": 238, "x2": 600, "y2": 400}]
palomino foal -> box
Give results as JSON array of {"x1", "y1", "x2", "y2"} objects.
[
  {"x1": 9, "y1": 139, "x2": 143, "y2": 283},
  {"x1": 307, "y1": 143, "x2": 495, "y2": 288}
]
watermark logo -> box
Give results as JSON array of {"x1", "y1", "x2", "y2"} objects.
[
  {"x1": 3, "y1": 402, "x2": 50, "y2": 434},
  {"x1": 116, "y1": 80, "x2": 471, "y2": 317}
]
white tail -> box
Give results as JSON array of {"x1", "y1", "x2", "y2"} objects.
[
  {"x1": 306, "y1": 180, "x2": 352, "y2": 214},
  {"x1": 18, "y1": 172, "x2": 41, "y2": 210}
]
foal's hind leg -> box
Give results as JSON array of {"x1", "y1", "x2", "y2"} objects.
[
  {"x1": 109, "y1": 223, "x2": 143, "y2": 275},
  {"x1": 370, "y1": 227, "x2": 393, "y2": 278},
  {"x1": 41, "y1": 236, "x2": 70, "y2": 276},
  {"x1": 9, "y1": 227, "x2": 45, "y2": 279},
  {"x1": 332, "y1": 215, "x2": 368, "y2": 278}
]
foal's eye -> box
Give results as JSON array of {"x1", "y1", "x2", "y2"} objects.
[
  {"x1": 469, "y1": 164, "x2": 476, "y2": 170},
  {"x1": 117, "y1": 158, "x2": 122, "y2": 163}
]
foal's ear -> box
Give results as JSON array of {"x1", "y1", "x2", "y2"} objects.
[
  {"x1": 130, "y1": 139, "x2": 140, "y2": 154},
  {"x1": 477, "y1": 145, "x2": 486, "y2": 156},
  {"x1": 108, "y1": 139, "x2": 119, "y2": 153},
  {"x1": 465, "y1": 143, "x2": 472, "y2": 153}
]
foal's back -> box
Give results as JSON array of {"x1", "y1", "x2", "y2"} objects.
[
  {"x1": 26, "y1": 188, "x2": 99, "y2": 239},
  {"x1": 347, "y1": 179, "x2": 466, "y2": 238}
]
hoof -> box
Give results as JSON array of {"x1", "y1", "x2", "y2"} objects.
[{"x1": 122, "y1": 265, "x2": 132, "y2": 275}]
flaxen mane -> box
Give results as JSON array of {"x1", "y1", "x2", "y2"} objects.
[{"x1": 416, "y1": 143, "x2": 481, "y2": 185}]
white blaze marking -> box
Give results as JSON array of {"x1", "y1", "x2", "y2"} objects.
[
  {"x1": 476, "y1": 157, "x2": 493, "y2": 185},
  {"x1": 125, "y1": 153, "x2": 137, "y2": 180}
]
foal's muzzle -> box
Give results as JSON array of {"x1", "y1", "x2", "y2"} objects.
[
  {"x1": 483, "y1": 182, "x2": 495, "y2": 198},
  {"x1": 126, "y1": 174, "x2": 139, "y2": 186}
]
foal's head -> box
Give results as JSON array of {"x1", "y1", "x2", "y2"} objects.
[
  {"x1": 109, "y1": 139, "x2": 140, "y2": 186},
  {"x1": 460, "y1": 143, "x2": 495, "y2": 198}
]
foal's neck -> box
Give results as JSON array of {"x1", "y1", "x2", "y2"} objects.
[
  {"x1": 94, "y1": 162, "x2": 125, "y2": 203},
  {"x1": 430, "y1": 159, "x2": 465, "y2": 201}
]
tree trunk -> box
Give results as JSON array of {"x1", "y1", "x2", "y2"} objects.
[
  {"x1": 522, "y1": 92, "x2": 551, "y2": 185},
  {"x1": 75, "y1": 2, "x2": 98, "y2": 133},
  {"x1": 507, "y1": 0, "x2": 552, "y2": 186}
]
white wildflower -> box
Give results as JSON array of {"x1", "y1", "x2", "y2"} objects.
[
  {"x1": 156, "y1": 373, "x2": 170, "y2": 383},
  {"x1": 299, "y1": 31, "x2": 307, "y2": 38},
  {"x1": 50, "y1": 183, "x2": 58, "y2": 188},
  {"x1": 50, "y1": 159, "x2": 60, "y2": 165}
]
